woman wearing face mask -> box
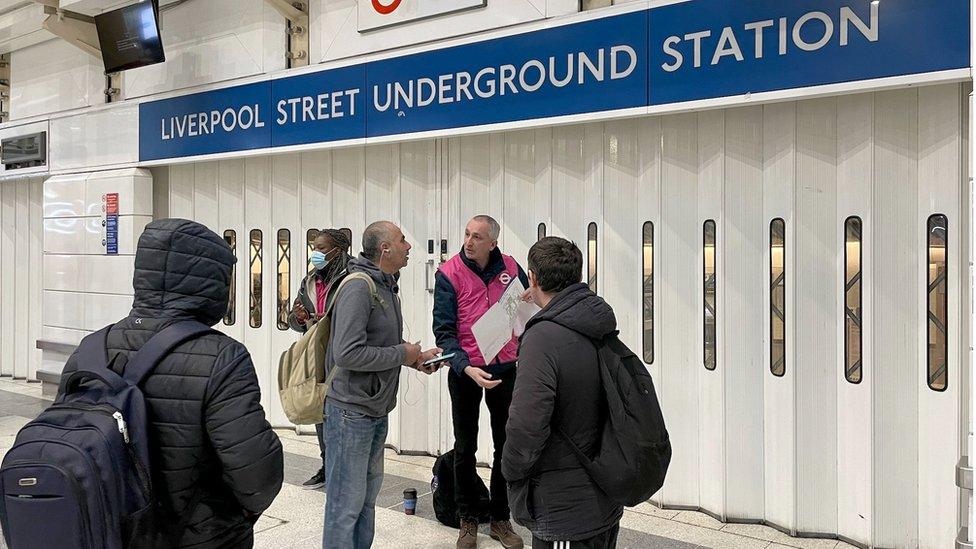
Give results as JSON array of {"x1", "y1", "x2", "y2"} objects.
[
  {"x1": 289, "y1": 229, "x2": 353, "y2": 333},
  {"x1": 287, "y1": 229, "x2": 353, "y2": 490}
]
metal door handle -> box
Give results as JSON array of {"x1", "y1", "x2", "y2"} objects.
[
  {"x1": 957, "y1": 457, "x2": 972, "y2": 490},
  {"x1": 425, "y1": 259, "x2": 435, "y2": 293}
]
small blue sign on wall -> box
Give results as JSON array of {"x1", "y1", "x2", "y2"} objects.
[
  {"x1": 105, "y1": 216, "x2": 118, "y2": 255},
  {"x1": 139, "y1": 81, "x2": 273, "y2": 162},
  {"x1": 648, "y1": 0, "x2": 971, "y2": 105},
  {"x1": 104, "y1": 193, "x2": 119, "y2": 255}
]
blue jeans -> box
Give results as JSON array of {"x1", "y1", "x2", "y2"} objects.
[{"x1": 323, "y1": 400, "x2": 388, "y2": 549}]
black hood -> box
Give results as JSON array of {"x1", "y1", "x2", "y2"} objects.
[
  {"x1": 130, "y1": 218, "x2": 236, "y2": 326},
  {"x1": 525, "y1": 283, "x2": 617, "y2": 340}
]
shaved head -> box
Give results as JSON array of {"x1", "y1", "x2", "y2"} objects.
[
  {"x1": 363, "y1": 220, "x2": 411, "y2": 274},
  {"x1": 363, "y1": 221, "x2": 397, "y2": 261}
]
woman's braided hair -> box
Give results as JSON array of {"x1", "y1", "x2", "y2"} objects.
[{"x1": 321, "y1": 228, "x2": 351, "y2": 251}]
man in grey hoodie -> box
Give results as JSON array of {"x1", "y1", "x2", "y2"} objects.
[{"x1": 322, "y1": 220, "x2": 442, "y2": 549}]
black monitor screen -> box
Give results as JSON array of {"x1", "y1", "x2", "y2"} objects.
[{"x1": 95, "y1": 1, "x2": 164, "y2": 74}]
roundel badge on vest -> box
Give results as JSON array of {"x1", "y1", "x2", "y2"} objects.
[{"x1": 499, "y1": 273, "x2": 512, "y2": 286}]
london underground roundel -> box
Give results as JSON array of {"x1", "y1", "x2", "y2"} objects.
[{"x1": 372, "y1": 0, "x2": 402, "y2": 14}]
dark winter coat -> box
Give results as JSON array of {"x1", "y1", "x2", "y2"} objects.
[
  {"x1": 502, "y1": 283, "x2": 624, "y2": 542},
  {"x1": 59, "y1": 219, "x2": 284, "y2": 548}
]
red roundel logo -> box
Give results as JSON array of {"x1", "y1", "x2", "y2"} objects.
[
  {"x1": 372, "y1": 0, "x2": 402, "y2": 14},
  {"x1": 499, "y1": 273, "x2": 512, "y2": 285}
]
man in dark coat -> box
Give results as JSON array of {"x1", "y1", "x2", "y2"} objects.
[
  {"x1": 59, "y1": 218, "x2": 284, "y2": 548},
  {"x1": 502, "y1": 237, "x2": 624, "y2": 549}
]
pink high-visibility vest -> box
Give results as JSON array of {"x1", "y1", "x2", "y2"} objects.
[{"x1": 439, "y1": 253, "x2": 520, "y2": 366}]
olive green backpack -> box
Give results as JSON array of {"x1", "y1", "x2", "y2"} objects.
[{"x1": 277, "y1": 272, "x2": 378, "y2": 424}]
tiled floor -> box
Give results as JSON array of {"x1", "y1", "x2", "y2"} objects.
[{"x1": 0, "y1": 377, "x2": 856, "y2": 549}]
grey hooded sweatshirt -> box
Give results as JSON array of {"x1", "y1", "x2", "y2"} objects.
[{"x1": 324, "y1": 254, "x2": 409, "y2": 417}]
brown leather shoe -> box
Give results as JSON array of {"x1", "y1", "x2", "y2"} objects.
[
  {"x1": 490, "y1": 520, "x2": 524, "y2": 549},
  {"x1": 457, "y1": 518, "x2": 479, "y2": 549}
]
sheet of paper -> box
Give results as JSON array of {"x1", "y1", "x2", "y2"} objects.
[
  {"x1": 472, "y1": 279, "x2": 536, "y2": 363},
  {"x1": 513, "y1": 300, "x2": 541, "y2": 338}
]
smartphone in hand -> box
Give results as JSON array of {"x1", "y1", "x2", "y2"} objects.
[{"x1": 422, "y1": 352, "x2": 456, "y2": 367}]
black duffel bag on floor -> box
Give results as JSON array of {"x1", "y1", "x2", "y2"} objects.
[{"x1": 431, "y1": 450, "x2": 491, "y2": 528}]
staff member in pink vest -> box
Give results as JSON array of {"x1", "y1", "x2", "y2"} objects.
[{"x1": 434, "y1": 215, "x2": 529, "y2": 549}]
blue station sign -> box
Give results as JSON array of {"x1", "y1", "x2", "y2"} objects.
[
  {"x1": 139, "y1": 0, "x2": 970, "y2": 162},
  {"x1": 648, "y1": 0, "x2": 970, "y2": 105}
]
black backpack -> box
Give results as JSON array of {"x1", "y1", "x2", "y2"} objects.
[
  {"x1": 555, "y1": 329, "x2": 671, "y2": 507},
  {"x1": 0, "y1": 321, "x2": 212, "y2": 549},
  {"x1": 431, "y1": 450, "x2": 491, "y2": 528}
]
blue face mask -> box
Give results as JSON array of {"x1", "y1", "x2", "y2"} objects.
[{"x1": 310, "y1": 250, "x2": 331, "y2": 270}]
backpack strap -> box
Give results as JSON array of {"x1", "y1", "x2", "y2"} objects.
[
  {"x1": 325, "y1": 272, "x2": 381, "y2": 316},
  {"x1": 122, "y1": 320, "x2": 215, "y2": 387},
  {"x1": 317, "y1": 272, "x2": 380, "y2": 398},
  {"x1": 534, "y1": 319, "x2": 613, "y2": 467},
  {"x1": 61, "y1": 324, "x2": 127, "y2": 396},
  {"x1": 124, "y1": 321, "x2": 214, "y2": 544}
]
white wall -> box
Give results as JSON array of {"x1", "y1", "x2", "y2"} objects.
[
  {"x1": 6, "y1": 0, "x2": 285, "y2": 121},
  {"x1": 41, "y1": 169, "x2": 153, "y2": 353},
  {"x1": 0, "y1": 3, "x2": 52, "y2": 56},
  {"x1": 123, "y1": 0, "x2": 287, "y2": 99},
  {"x1": 311, "y1": 0, "x2": 577, "y2": 63},
  {"x1": 9, "y1": 38, "x2": 104, "y2": 120},
  {"x1": 50, "y1": 105, "x2": 139, "y2": 172}
]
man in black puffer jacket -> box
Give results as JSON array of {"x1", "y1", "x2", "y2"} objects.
[
  {"x1": 58, "y1": 218, "x2": 284, "y2": 548},
  {"x1": 503, "y1": 237, "x2": 623, "y2": 549}
]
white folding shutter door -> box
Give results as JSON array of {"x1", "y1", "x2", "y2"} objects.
[
  {"x1": 916, "y1": 84, "x2": 962, "y2": 549},
  {"x1": 602, "y1": 120, "x2": 641, "y2": 388},
  {"x1": 835, "y1": 92, "x2": 874, "y2": 546},
  {"x1": 28, "y1": 178, "x2": 43, "y2": 380},
  {"x1": 193, "y1": 162, "x2": 219, "y2": 233},
  {"x1": 217, "y1": 159, "x2": 247, "y2": 344},
  {"x1": 636, "y1": 116, "x2": 663, "y2": 503},
  {"x1": 762, "y1": 102, "x2": 797, "y2": 532},
  {"x1": 168, "y1": 164, "x2": 194, "y2": 220},
  {"x1": 723, "y1": 106, "x2": 765, "y2": 520},
  {"x1": 794, "y1": 97, "x2": 840, "y2": 535},
  {"x1": 397, "y1": 140, "x2": 440, "y2": 453},
  {"x1": 243, "y1": 156, "x2": 275, "y2": 418},
  {"x1": 1, "y1": 182, "x2": 16, "y2": 377},
  {"x1": 365, "y1": 143, "x2": 402, "y2": 449},
  {"x1": 270, "y1": 153, "x2": 303, "y2": 429},
  {"x1": 659, "y1": 113, "x2": 701, "y2": 508},
  {"x1": 697, "y1": 110, "x2": 726, "y2": 518},
  {"x1": 872, "y1": 87, "x2": 919, "y2": 548},
  {"x1": 551, "y1": 125, "x2": 586, "y2": 245}
]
